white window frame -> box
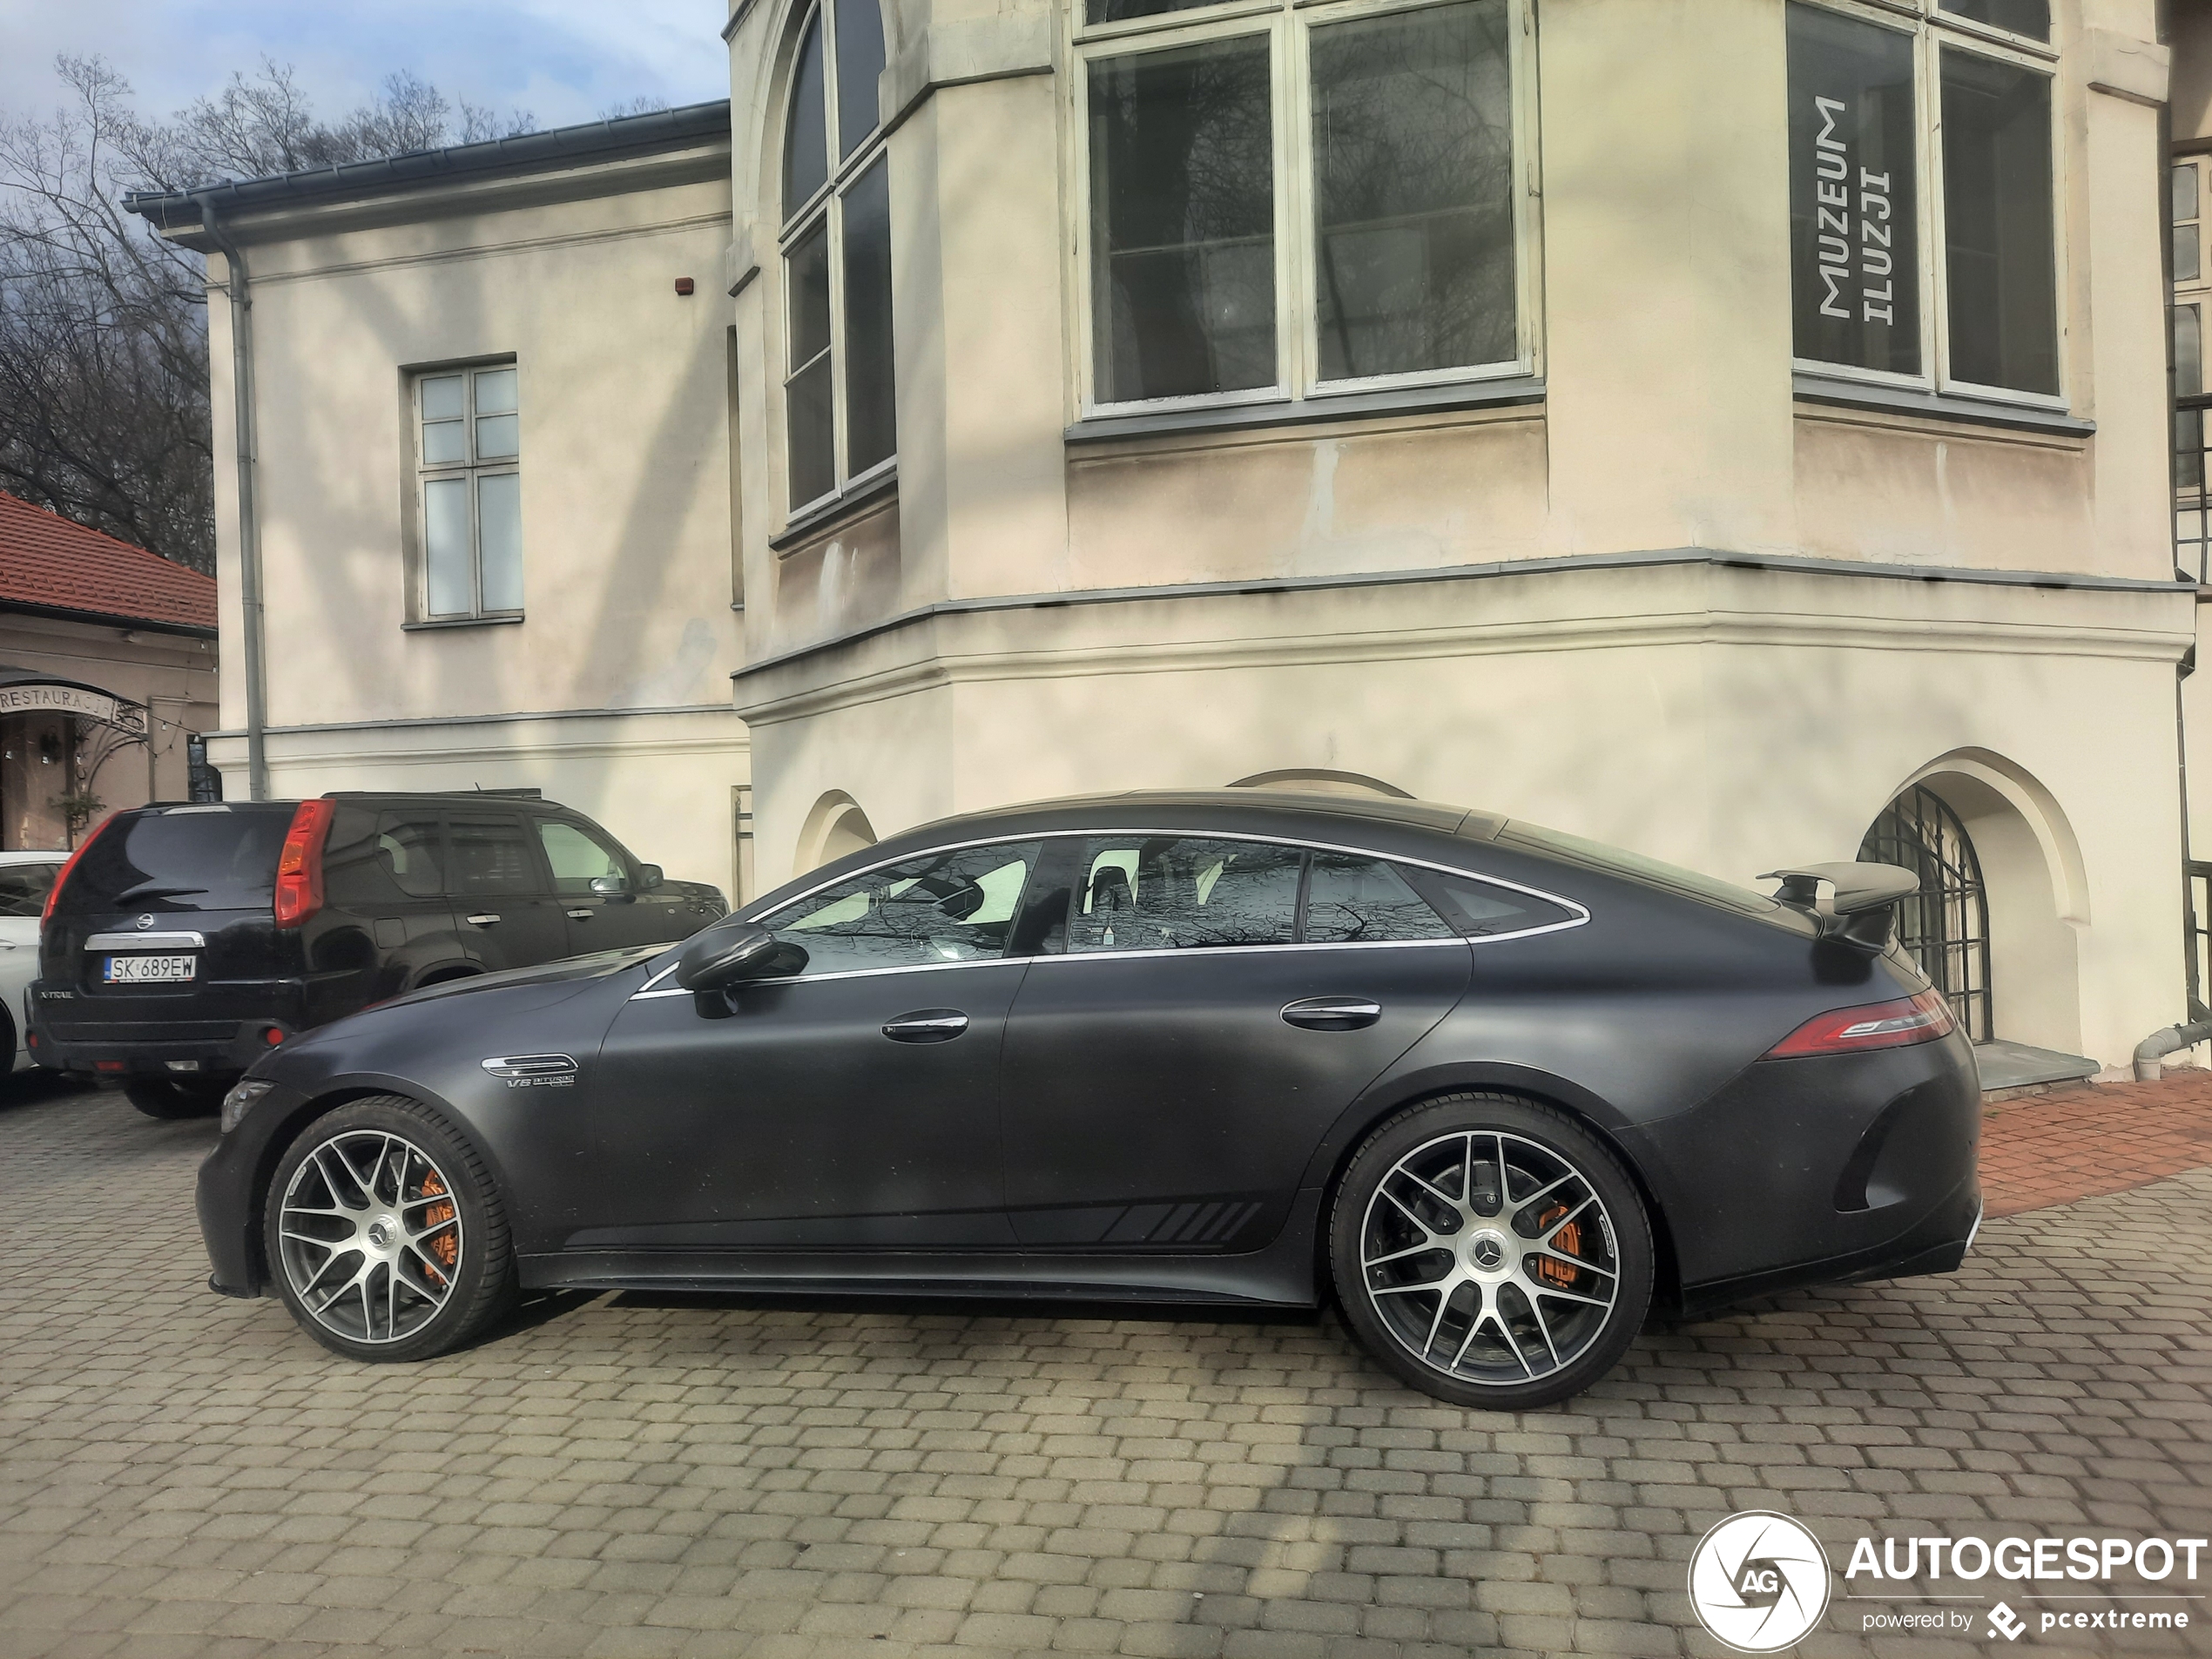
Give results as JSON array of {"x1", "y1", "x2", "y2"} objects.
[
  {"x1": 410, "y1": 361, "x2": 521, "y2": 623},
  {"x1": 1069, "y1": 0, "x2": 1541, "y2": 421},
  {"x1": 777, "y1": 0, "x2": 897, "y2": 524},
  {"x1": 1789, "y1": 0, "x2": 2065, "y2": 411}
]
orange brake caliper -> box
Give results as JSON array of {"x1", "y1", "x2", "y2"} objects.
[
  {"x1": 418, "y1": 1173, "x2": 458, "y2": 1285},
  {"x1": 1532, "y1": 1203, "x2": 1582, "y2": 1288}
]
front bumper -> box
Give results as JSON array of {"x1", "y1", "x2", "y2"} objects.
[{"x1": 194, "y1": 1082, "x2": 307, "y2": 1298}]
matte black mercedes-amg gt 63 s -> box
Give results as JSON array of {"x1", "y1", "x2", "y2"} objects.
[{"x1": 198, "y1": 790, "x2": 1980, "y2": 1408}]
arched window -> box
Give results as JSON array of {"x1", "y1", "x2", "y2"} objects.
[
  {"x1": 1860, "y1": 784, "x2": 1992, "y2": 1042},
  {"x1": 781, "y1": 0, "x2": 894, "y2": 514}
]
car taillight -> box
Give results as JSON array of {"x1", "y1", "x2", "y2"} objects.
[
  {"x1": 42, "y1": 816, "x2": 113, "y2": 927},
  {"x1": 273, "y1": 799, "x2": 336, "y2": 928},
  {"x1": 1764, "y1": 988, "x2": 1957, "y2": 1059}
]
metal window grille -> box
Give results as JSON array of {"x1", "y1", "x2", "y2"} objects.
[
  {"x1": 1858, "y1": 785, "x2": 1993, "y2": 1042},
  {"x1": 2188, "y1": 860, "x2": 2212, "y2": 1024},
  {"x1": 2178, "y1": 392, "x2": 2212, "y2": 583}
]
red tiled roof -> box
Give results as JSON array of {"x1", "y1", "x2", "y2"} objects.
[{"x1": 0, "y1": 491, "x2": 216, "y2": 631}]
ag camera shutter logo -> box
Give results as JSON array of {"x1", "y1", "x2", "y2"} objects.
[{"x1": 1689, "y1": 1511, "x2": 1833, "y2": 1652}]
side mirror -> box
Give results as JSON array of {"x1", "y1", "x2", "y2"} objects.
[
  {"x1": 673, "y1": 923, "x2": 806, "y2": 991},
  {"x1": 637, "y1": 864, "x2": 664, "y2": 891}
]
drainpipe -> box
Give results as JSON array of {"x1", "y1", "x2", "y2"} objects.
[
  {"x1": 195, "y1": 192, "x2": 270, "y2": 800},
  {"x1": 2134, "y1": 1019, "x2": 2212, "y2": 1082}
]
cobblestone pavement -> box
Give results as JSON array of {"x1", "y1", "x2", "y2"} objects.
[
  {"x1": 1979, "y1": 1076, "x2": 2212, "y2": 1217},
  {"x1": 2, "y1": 1078, "x2": 2209, "y2": 1659}
]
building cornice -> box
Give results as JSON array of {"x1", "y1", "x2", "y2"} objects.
[{"x1": 730, "y1": 550, "x2": 2196, "y2": 727}]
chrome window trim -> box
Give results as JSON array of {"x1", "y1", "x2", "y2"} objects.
[
  {"x1": 628, "y1": 826, "x2": 1588, "y2": 1001},
  {"x1": 86, "y1": 931, "x2": 207, "y2": 950}
]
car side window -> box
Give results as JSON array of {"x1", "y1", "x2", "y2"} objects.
[
  {"x1": 1302, "y1": 853, "x2": 1457, "y2": 943},
  {"x1": 764, "y1": 841, "x2": 1042, "y2": 975},
  {"x1": 1070, "y1": 837, "x2": 1301, "y2": 953},
  {"x1": 1420, "y1": 871, "x2": 1578, "y2": 937},
  {"x1": 0, "y1": 863, "x2": 58, "y2": 919},
  {"x1": 538, "y1": 819, "x2": 627, "y2": 894},
  {"x1": 444, "y1": 814, "x2": 542, "y2": 897},
  {"x1": 323, "y1": 807, "x2": 446, "y2": 907}
]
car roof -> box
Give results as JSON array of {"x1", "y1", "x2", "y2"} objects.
[
  {"x1": 882, "y1": 789, "x2": 1507, "y2": 856},
  {"x1": 0, "y1": 849, "x2": 65, "y2": 864}
]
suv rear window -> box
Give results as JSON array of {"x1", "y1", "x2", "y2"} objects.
[{"x1": 54, "y1": 806, "x2": 293, "y2": 915}]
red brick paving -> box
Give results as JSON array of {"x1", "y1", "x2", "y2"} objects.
[{"x1": 1979, "y1": 1070, "x2": 2212, "y2": 1217}]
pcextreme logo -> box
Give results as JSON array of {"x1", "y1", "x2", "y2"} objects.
[{"x1": 1688, "y1": 1512, "x2": 1832, "y2": 1653}]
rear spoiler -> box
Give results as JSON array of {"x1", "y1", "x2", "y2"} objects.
[{"x1": 1758, "y1": 861, "x2": 1919, "y2": 954}]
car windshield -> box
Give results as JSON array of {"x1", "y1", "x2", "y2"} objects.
[
  {"x1": 1497, "y1": 820, "x2": 1780, "y2": 915},
  {"x1": 54, "y1": 806, "x2": 294, "y2": 914}
]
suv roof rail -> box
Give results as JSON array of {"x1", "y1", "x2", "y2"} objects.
[{"x1": 319, "y1": 787, "x2": 548, "y2": 800}]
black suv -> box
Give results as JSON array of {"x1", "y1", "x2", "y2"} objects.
[{"x1": 30, "y1": 792, "x2": 726, "y2": 1116}]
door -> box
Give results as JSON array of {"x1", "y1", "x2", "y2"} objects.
[
  {"x1": 319, "y1": 805, "x2": 462, "y2": 1003},
  {"x1": 534, "y1": 816, "x2": 667, "y2": 953},
  {"x1": 1001, "y1": 837, "x2": 1473, "y2": 1251},
  {"x1": 568, "y1": 838, "x2": 1047, "y2": 1255},
  {"x1": 444, "y1": 812, "x2": 570, "y2": 970}
]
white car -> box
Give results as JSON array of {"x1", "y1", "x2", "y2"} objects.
[{"x1": 0, "y1": 850, "x2": 66, "y2": 1072}]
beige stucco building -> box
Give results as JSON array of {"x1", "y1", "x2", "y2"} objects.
[
  {"x1": 130, "y1": 111, "x2": 754, "y2": 901},
  {"x1": 136, "y1": 0, "x2": 2207, "y2": 1072}
]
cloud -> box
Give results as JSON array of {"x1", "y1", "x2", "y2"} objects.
[{"x1": 0, "y1": 0, "x2": 727, "y2": 140}]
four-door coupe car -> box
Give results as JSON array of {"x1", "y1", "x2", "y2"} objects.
[
  {"x1": 195, "y1": 790, "x2": 1980, "y2": 1409},
  {"x1": 31, "y1": 793, "x2": 725, "y2": 1118}
]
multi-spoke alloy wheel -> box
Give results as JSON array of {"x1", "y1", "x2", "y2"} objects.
[
  {"x1": 277, "y1": 1130, "x2": 464, "y2": 1344},
  {"x1": 264, "y1": 1096, "x2": 515, "y2": 1361},
  {"x1": 1331, "y1": 1095, "x2": 1652, "y2": 1409}
]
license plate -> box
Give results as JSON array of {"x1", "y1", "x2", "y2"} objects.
[{"x1": 102, "y1": 954, "x2": 197, "y2": 984}]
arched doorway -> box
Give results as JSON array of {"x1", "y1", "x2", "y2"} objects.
[
  {"x1": 796, "y1": 790, "x2": 878, "y2": 872},
  {"x1": 1859, "y1": 784, "x2": 1993, "y2": 1042}
]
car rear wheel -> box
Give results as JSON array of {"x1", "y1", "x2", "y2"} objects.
[
  {"x1": 1330, "y1": 1094, "x2": 1653, "y2": 1410},
  {"x1": 265, "y1": 1096, "x2": 516, "y2": 1362},
  {"x1": 125, "y1": 1076, "x2": 226, "y2": 1118}
]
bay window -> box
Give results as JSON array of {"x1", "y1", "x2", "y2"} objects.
[
  {"x1": 1786, "y1": 0, "x2": 2060, "y2": 403},
  {"x1": 781, "y1": 0, "x2": 894, "y2": 515},
  {"x1": 1078, "y1": 0, "x2": 1531, "y2": 416}
]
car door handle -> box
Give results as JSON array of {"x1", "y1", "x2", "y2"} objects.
[
  {"x1": 1280, "y1": 996, "x2": 1382, "y2": 1031},
  {"x1": 466, "y1": 914, "x2": 501, "y2": 927},
  {"x1": 567, "y1": 909, "x2": 594, "y2": 920},
  {"x1": 882, "y1": 1009, "x2": 969, "y2": 1043}
]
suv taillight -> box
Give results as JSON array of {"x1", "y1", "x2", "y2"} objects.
[
  {"x1": 273, "y1": 799, "x2": 336, "y2": 927},
  {"x1": 42, "y1": 816, "x2": 113, "y2": 927},
  {"x1": 1764, "y1": 988, "x2": 1957, "y2": 1059}
]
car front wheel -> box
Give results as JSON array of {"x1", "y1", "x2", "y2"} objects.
[
  {"x1": 1330, "y1": 1094, "x2": 1653, "y2": 1410},
  {"x1": 265, "y1": 1096, "x2": 516, "y2": 1362}
]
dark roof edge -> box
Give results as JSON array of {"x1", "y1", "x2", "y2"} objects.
[
  {"x1": 122, "y1": 100, "x2": 732, "y2": 228},
  {"x1": 0, "y1": 597, "x2": 219, "y2": 640}
]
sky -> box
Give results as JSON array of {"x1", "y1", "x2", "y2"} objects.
[{"x1": 0, "y1": 0, "x2": 731, "y2": 138}]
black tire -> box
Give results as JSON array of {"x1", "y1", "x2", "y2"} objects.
[
  {"x1": 1330, "y1": 1092, "x2": 1653, "y2": 1411},
  {"x1": 264, "y1": 1095, "x2": 517, "y2": 1362},
  {"x1": 125, "y1": 1076, "x2": 227, "y2": 1119}
]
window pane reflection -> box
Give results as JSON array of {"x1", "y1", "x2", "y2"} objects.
[
  {"x1": 783, "y1": 16, "x2": 828, "y2": 216},
  {"x1": 787, "y1": 358, "x2": 836, "y2": 506},
  {"x1": 423, "y1": 478, "x2": 472, "y2": 616},
  {"x1": 1310, "y1": 0, "x2": 1515, "y2": 381},
  {"x1": 841, "y1": 161, "x2": 897, "y2": 473},
  {"x1": 1940, "y1": 47, "x2": 2056, "y2": 395},
  {"x1": 1089, "y1": 39, "x2": 1277, "y2": 403},
  {"x1": 1935, "y1": 0, "x2": 2049, "y2": 43},
  {"x1": 1071, "y1": 837, "x2": 1301, "y2": 951},
  {"x1": 788, "y1": 221, "x2": 833, "y2": 368},
  {"x1": 476, "y1": 474, "x2": 523, "y2": 612},
  {"x1": 1786, "y1": 3, "x2": 1919, "y2": 376},
  {"x1": 834, "y1": 0, "x2": 887, "y2": 158}
]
